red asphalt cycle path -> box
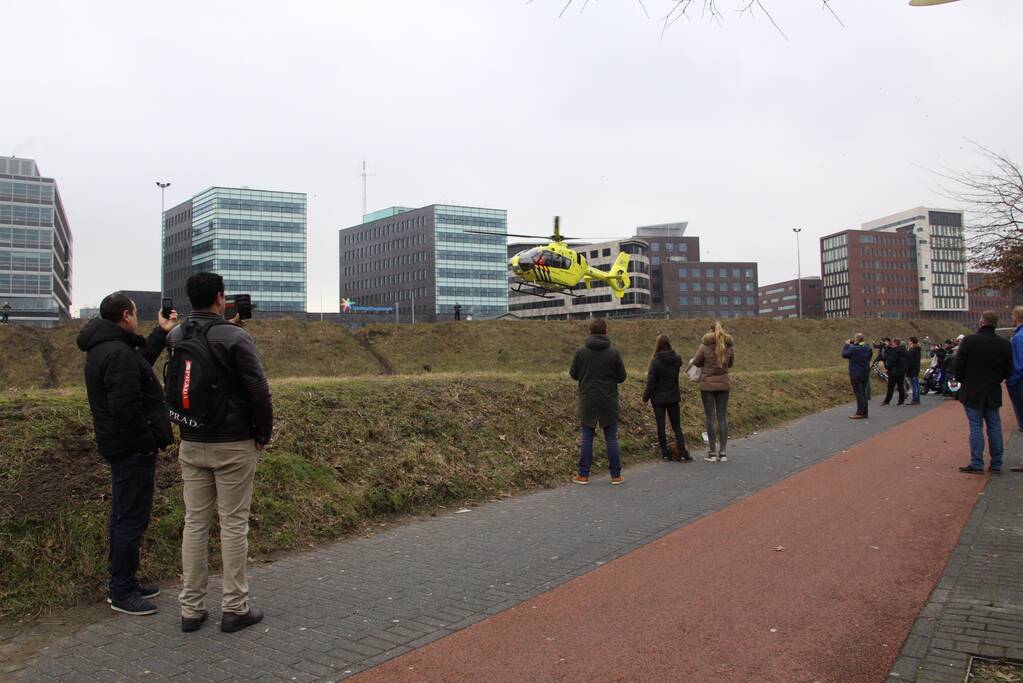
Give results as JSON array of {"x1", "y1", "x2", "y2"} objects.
[{"x1": 354, "y1": 400, "x2": 1015, "y2": 683}]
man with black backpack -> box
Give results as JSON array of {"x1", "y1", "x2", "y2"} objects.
[
  {"x1": 76, "y1": 292, "x2": 178, "y2": 616},
  {"x1": 166, "y1": 272, "x2": 273, "y2": 634}
]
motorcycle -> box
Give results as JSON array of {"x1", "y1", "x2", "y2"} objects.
[{"x1": 921, "y1": 366, "x2": 943, "y2": 395}]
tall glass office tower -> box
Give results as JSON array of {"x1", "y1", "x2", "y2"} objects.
[
  {"x1": 165, "y1": 187, "x2": 307, "y2": 314},
  {"x1": 433, "y1": 205, "x2": 508, "y2": 318},
  {"x1": 0, "y1": 157, "x2": 72, "y2": 326}
]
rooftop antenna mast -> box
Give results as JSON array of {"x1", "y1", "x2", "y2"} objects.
[{"x1": 359, "y1": 158, "x2": 375, "y2": 219}]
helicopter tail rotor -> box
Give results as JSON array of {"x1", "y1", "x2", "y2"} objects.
[{"x1": 607, "y1": 252, "x2": 631, "y2": 299}]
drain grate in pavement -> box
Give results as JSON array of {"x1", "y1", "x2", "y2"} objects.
[{"x1": 965, "y1": 656, "x2": 1023, "y2": 683}]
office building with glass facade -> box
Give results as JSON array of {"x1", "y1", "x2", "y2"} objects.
[
  {"x1": 0, "y1": 157, "x2": 72, "y2": 326},
  {"x1": 163, "y1": 187, "x2": 307, "y2": 315},
  {"x1": 339, "y1": 204, "x2": 508, "y2": 322}
]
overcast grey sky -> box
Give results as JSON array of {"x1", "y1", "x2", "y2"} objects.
[{"x1": 3, "y1": 0, "x2": 1021, "y2": 312}]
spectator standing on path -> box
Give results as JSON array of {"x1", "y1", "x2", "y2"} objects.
[
  {"x1": 76, "y1": 292, "x2": 177, "y2": 616},
  {"x1": 1007, "y1": 307, "x2": 1023, "y2": 473},
  {"x1": 1, "y1": 301, "x2": 10, "y2": 324},
  {"x1": 166, "y1": 272, "x2": 273, "y2": 634},
  {"x1": 642, "y1": 334, "x2": 692, "y2": 462},
  {"x1": 906, "y1": 337, "x2": 922, "y2": 405},
  {"x1": 453, "y1": 303, "x2": 461, "y2": 321},
  {"x1": 956, "y1": 311, "x2": 1013, "y2": 474},
  {"x1": 693, "y1": 321, "x2": 734, "y2": 462},
  {"x1": 843, "y1": 333, "x2": 872, "y2": 419},
  {"x1": 882, "y1": 339, "x2": 907, "y2": 406},
  {"x1": 570, "y1": 318, "x2": 627, "y2": 485}
]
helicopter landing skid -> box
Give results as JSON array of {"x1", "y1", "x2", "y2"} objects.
[{"x1": 512, "y1": 282, "x2": 580, "y2": 299}]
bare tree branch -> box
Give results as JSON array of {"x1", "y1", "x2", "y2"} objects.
[
  {"x1": 937, "y1": 143, "x2": 1023, "y2": 290},
  {"x1": 536, "y1": 1, "x2": 844, "y2": 36}
]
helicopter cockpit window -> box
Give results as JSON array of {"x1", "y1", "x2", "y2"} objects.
[{"x1": 542, "y1": 251, "x2": 570, "y2": 269}]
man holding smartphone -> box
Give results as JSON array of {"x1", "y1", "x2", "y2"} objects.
[
  {"x1": 76, "y1": 292, "x2": 178, "y2": 615},
  {"x1": 166, "y1": 272, "x2": 273, "y2": 634}
]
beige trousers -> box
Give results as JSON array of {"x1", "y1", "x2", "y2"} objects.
[{"x1": 178, "y1": 439, "x2": 259, "y2": 618}]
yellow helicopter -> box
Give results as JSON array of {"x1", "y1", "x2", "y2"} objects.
[{"x1": 479, "y1": 217, "x2": 632, "y2": 299}]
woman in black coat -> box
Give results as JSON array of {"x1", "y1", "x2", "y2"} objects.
[{"x1": 642, "y1": 334, "x2": 692, "y2": 462}]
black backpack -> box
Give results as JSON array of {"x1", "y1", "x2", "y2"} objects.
[{"x1": 165, "y1": 319, "x2": 232, "y2": 430}]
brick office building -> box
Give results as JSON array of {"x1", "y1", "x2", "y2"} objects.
[
  {"x1": 758, "y1": 277, "x2": 823, "y2": 319},
  {"x1": 821, "y1": 207, "x2": 967, "y2": 320},
  {"x1": 639, "y1": 223, "x2": 758, "y2": 320}
]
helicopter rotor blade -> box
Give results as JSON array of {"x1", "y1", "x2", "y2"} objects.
[{"x1": 461, "y1": 228, "x2": 617, "y2": 244}]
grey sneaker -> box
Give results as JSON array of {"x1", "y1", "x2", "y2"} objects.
[
  {"x1": 704, "y1": 455, "x2": 719, "y2": 462},
  {"x1": 110, "y1": 593, "x2": 157, "y2": 616},
  {"x1": 718, "y1": 454, "x2": 728, "y2": 462}
]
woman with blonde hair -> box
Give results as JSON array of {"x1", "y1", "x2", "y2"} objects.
[
  {"x1": 692, "y1": 321, "x2": 735, "y2": 462},
  {"x1": 642, "y1": 334, "x2": 692, "y2": 462}
]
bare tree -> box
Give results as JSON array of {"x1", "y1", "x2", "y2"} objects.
[
  {"x1": 942, "y1": 145, "x2": 1023, "y2": 291},
  {"x1": 534, "y1": 1, "x2": 844, "y2": 37}
]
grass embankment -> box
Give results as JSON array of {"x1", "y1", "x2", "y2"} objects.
[
  {"x1": 0, "y1": 317, "x2": 968, "y2": 620},
  {"x1": 1, "y1": 317, "x2": 968, "y2": 389}
]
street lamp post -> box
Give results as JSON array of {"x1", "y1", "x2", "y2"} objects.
[
  {"x1": 792, "y1": 227, "x2": 803, "y2": 320},
  {"x1": 156, "y1": 181, "x2": 171, "y2": 295}
]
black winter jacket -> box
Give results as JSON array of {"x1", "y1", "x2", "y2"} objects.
[
  {"x1": 643, "y1": 350, "x2": 683, "y2": 405},
  {"x1": 569, "y1": 335, "x2": 627, "y2": 428},
  {"x1": 906, "y1": 346, "x2": 922, "y2": 377},
  {"x1": 166, "y1": 312, "x2": 274, "y2": 444},
  {"x1": 884, "y1": 347, "x2": 907, "y2": 377},
  {"x1": 955, "y1": 326, "x2": 1013, "y2": 409},
  {"x1": 77, "y1": 318, "x2": 174, "y2": 461}
]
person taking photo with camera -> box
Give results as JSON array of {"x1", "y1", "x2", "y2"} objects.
[{"x1": 165, "y1": 272, "x2": 273, "y2": 634}]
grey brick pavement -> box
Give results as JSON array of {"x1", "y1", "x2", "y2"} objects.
[
  {"x1": 12, "y1": 398, "x2": 940, "y2": 682},
  {"x1": 885, "y1": 429, "x2": 1023, "y2": 683}
]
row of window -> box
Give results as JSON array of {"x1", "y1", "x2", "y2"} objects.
[
  {"x1": 344, "y1": 215, "x2": 429, "y2": 244},
  {"x1": 649, "y1": 242, "x2": 688, "y2": 253},
  {"x1": 203, "y1": 197, "x2": 306, "y2": 215},
  {"x1": 676, "y1": 267, "x2": 755, "y2": 279},
  {"x1": 0, "y1": 249, "x2": 51, "y2": 272},
  {"x1": 216, "y1": 280, "x2": 306, "y2": 293},
  {"x1": 0, "y1": 272, "x2": 51, "y2": 295},
  {"x1": 343, "y1": 232, "x2": 429, "y2": 259},
  {"x1": 216, "y1": 260, "x2": 306, "y2": 273},
  {"x1": 348, "y1": 270, "x2": 429, "y2": 291},
  {"x1": 678, "y1": 281, "x2": 755, "y2": 293},
  {"x1": 0, "y1": 227, "x2": 51, "y2": 250},
  {"x1": 0, "y1": 180, "x2": 54, "y2": 204},
  {"x1": 344, "y1": 253, "x2": 429, "y2": 277},
  {"x1": 0, "y1": 203, "x2": 53, "y2": 227},
  {"x1": 676, "y1": 296, "x2": 755, "y2": 306},
  {"x1": 195, "y1": 239, "x2": 306, "y2": 256},
  {"x1": 822, "y1": 235, "x2": 847, "y2": 251},
  {"x1": 435, "y1": 213, "x2": 505, "y2": 229}
]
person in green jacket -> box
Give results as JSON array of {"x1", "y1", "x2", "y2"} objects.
[{"x1": 569, "y1": 318, "x2": 627, "y2": 485}]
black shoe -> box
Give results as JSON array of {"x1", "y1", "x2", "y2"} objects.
[
  {"x1": 181, "y1": 611, "x2": 209, "y2": 632},
  {"x1": 107, "y1": 584, "x2": 159, "y2": 604},
  {"x1": 110, "y1": 593, "x2": 158, "y2": 616},
  {"x1": 661, "y1": 454, "x2": 672, "y2": 461},
  {"x1": 681, "y1": 452, "x2": 693, "y2": 462},
  {"x1": 221, "y1": 607, "x2": 263, "y2": 633},
  {"x1": 989, "y1": 467, "x2": 1002, "y2": 474},
  {"x1": 958, "y1": 466, "x2": 984, "y2": 474}
]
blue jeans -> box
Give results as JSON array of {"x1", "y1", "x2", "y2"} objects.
[
  {"x1": 910, "y1": 376, "x2": 920, "y2": 403},
  {"x1": 964, "y1": 405, "x2": 1004, "y2": 470},
  {"x1": 108, "y1": 455, "x2": 157, "y2": 599},
  {"x1": 1008, "y1": 382, "x2": 1023, "y2": 432},
  {"x1": 579, "y1": 422, "x2": 621, "y2": 477}
]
